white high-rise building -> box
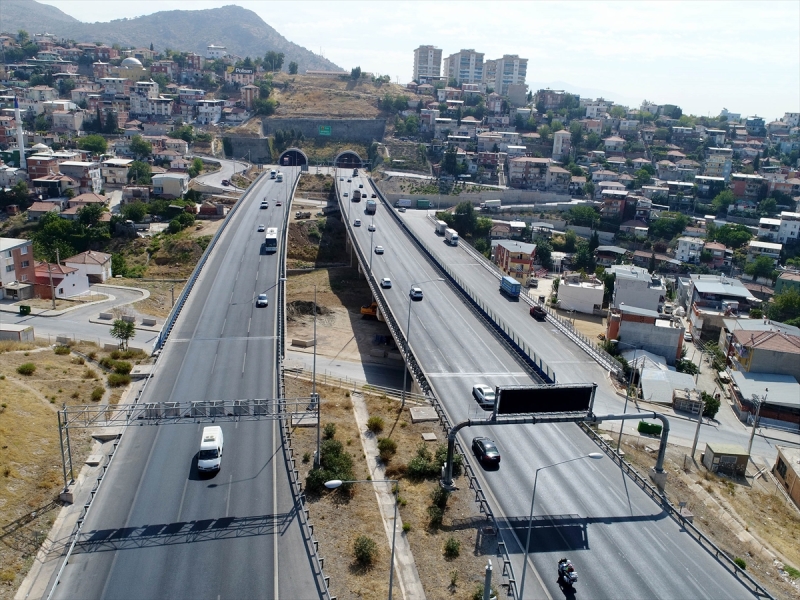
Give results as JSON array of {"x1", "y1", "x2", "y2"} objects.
[
  {"x1": 443, "y1": 49, "x2": 484, "y2": 86},
  {"x1": 412, "y1": 45, "x2": 442, "y2": 81},
  {"x1": 488, "y1": 54, "x2": 527, "y2": 95}
]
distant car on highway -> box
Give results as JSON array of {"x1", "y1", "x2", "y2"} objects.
[
  {"x1": 347, "y1": 179, "x2": 352, "y2": 182},
  {"x1": 276, "y1": 200, "x2": 282, "y2": 206},
  {"x1": 472, "y1": 437, "x2": 500, "y2": 466},
  {"x1": 368, "y1": 223, "x2": 376, "y2": 232},
  {"x1": 472, "y1": 384, "x2": 496, "y2": 409},
  {"x1": 684, "y1": 331, "x2": 693, "y2": 342},
  {"x1": 256, "y1": 293, "x2": 269, "y2": 307},
  {"x1": 371, "y1": 193, "x2": 377, "y2": 198},
  {"x1": 358, "y1": 183, "x2": 363, "y2": 188},
  {"x1": 409, "y1": 287, "x2": 423, "y2": 300},
  {"x1": 260, "y1": 201, "x2": 268, "y2": 209},
  {"x1": 374, "y1": 245, "x2": 384, "y2": 254},
  {"x1": 354, "y1": 219, "x2": 362, "y2": 227},
  {"x1": 257, "y1": 224, "x2": 265, "y2": 232},
  {"x1": 221, "y1": 179, "x2": 230, "y2": 186},
  {"x1": 380, "y1": 277, "x2": 392, "y2": 289},
  {"x1": 344, "y1": 192, "x2": 349, "y2": 197},
  {"x1": 398, "y1": 207, "x2": 407, "y2": 213}
]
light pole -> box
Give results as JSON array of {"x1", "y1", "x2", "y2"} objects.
[
  {"x1": 519, "y1": 453, "x2": 603, "y2": 599},
  {"x1": 401, "y1": 278, "x2": 444, "y2": 407},
  {"x1": 610, "y1": 339, "x2": 642, "y2": 450},
  {"x1": 747, "y1": 389, "x2": 767, "y2": 455},
  {"x1": 326, "y1": 479, "x2": 399, "y2": 599},
  {"x1": 369, "y1": 226, "x2": 375, "y2": 272}
]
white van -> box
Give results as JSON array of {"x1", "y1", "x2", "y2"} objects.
[
  {"x1": 198, "y1": 426, "x2": 224, "y2": 472},
  {"x1": 270, "y1": 169, "x2": 277, "y2": 179}
]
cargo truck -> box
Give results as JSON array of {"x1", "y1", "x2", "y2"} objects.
[
  {"x1": 480, "y1": 199, "x2": 501, "y2": 212},
  {"x1": 395, "y1": 198, "x2": 412, "y2": 209},
  {"x1": 352, "y1": 189, "x2": 362, "y2": 202},
  {"x1": 444, "y1": 228, "x2": 459, "y2": 246},
  {"x1": 499, "y1": 275, "x2": 521, "y2": 298},
  {"x1": 276, "y1": 172, "x2": 284, "y2": 182},
  {"x1": 365, "y1": 199, "x2": 377, "y2": 214},
  {"x1": 434, "y1": 220, "x2": 448, "y2": 235}
]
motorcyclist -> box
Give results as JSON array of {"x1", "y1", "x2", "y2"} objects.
[{"x1": 558, "y1": 558, "x2": 577, "y2": 586}]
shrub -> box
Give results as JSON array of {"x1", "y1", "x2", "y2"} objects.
[
  {"x1": 435, "y1": 444, "x2": 462, "y2": 477},
  {"x1": 385, "y1": 463, "x2": 408, "y2": 479},
  {"x1": 87, "y1": 351, "x2": 97, "y2": 360},
  {"x1": 110, "y1": 350, "x2": 122, "y2": 359},
  {"x1": 107, "y1": 373, "x2": 131, "y2": 387},
  {"x1": 90, "y1": 387, "x2": 104, "y2": 402},
  {"x1": 430, "y1": 486, "x2": 451, "y2": 509},
  {"x1": 377, "y1": 437, "x2": 397, "y2": 462},
  {"x1": 17, "y1": 363, "x2": 36, "y2": 376},
  {"x1": 304, "y1": 438, "x2": 355, "y2": 495},
  {"x1": 443, "y1": 536, "x2": 461, "y2": 558},
  {"x1": 734, "y1": 557, "x2": 747, "y2": 570},
  {"x1": 637, "y1": 421, "x2": 663, "y2": 435},
  {"x1": 427, "y1": 505, "x2": 444, "y2": 528},
  {"x1": 72, "y1": 356, "x2": 85, "y2": 365},
  {"x1": 366, "y1": 416, "x2": 384, "y2": 434},
  {"x1": 99, "y1": 357, "x2": 115, "y2": 370},
  {"x1": 353, "y1": 535, "x2": 378, "y2": 566},
  {"x1": 302, "y1": 451, "x2": 311, "y2": 463},
  {"x1": 323, "y1": 422, "x2": 337, "y2": 440},
  {"x1": 54, "y1": 345, "x2": 71, "y2": 355},
  {"x1": 83, "y1": 368, "x2": 98, "y2": 379},
  {"x1": 402, "y1": 522, "x2": 411, "y2": 533},
  {"x1": 785, "y1": 565, "x2": 800, "y2": 579},
  {"x1": 113, "y1": 361, "x2": 132, "y2": 375}
]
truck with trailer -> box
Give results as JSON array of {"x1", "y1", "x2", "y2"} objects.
[
  {"x1": 365, "y1": 199, "x2": 377, "y2": 214},
  {"x1": 395, "y1": 198, "x2": 412, "y2": 209},
  {"x1": 444, "y1": 228, "x2": 459, "y2": 246},
  {"x1": 499, "y1": 275, "x2": 521, "y2": 299},
  {"x1": 480, "y1": 199, "x2": 501, "y2": 212},
  {"x1": 434, "y1": 220, "x2": 448, "y2": 235},
  {"x1": 276, "y1": 172, "x2": 284, "y2": 182}
]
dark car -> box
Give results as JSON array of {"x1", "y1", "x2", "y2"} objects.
[
  {"x1": 221, "y1": 179, "x2": 230, "y2": 186},
  {"x1": 529, "y1": 305, "x2": 547, "y2": 321},
  {"x1": 472, "y1": 437, "x2": 501, "y2": 465}
]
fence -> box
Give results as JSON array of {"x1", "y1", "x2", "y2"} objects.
[{"x1": 284, "y1": 367, "x2": 429, "y2": 404}]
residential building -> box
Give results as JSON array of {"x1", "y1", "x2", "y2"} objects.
[
  {"x1": 704, "y1": 147, "x2": 733, "y2": 181},
  {"x1": 703, "y1": 242, "x2": 732, "y2": 269},
  {"x1": 206, "y1": 44, "x2": 227, "y2": 60},
  {"x1": 494, "y1": 240, "x2": 536, "y2": 284},
  {"x1": 99, "y1": 77, "x2": 130, "y2": 96},
  {"x1": 758, "y1": 217, "x2": 781, "y2": 242},
  {"x1": 778, "y1": 211, "x2": 800, "y2": 244},
  {"x1": 57, "y1": 161, "x2": 101, "y2": 194},
  {"x1": 747, "y1": 240, "x2": 782, "y2": 265},
  {"x1": 745, "y1": 116, "x2": 766, "y2": 137},
  {"x1": 632, "y1": 250, "x2": 682, "y2": 272},
  {"x1": 30, "y1": 174, "x2": 78, "y2": 198},
  {"x1": 606, "y1": 265, "x2": 666, "y2": 312},
  {"x1": 606, "y1": 305, "x2": 685, "y2": 365},
  {"x1": 34, "y1": 261, "x2": 90, "y2": 299},
  {"x1": 535, "y1": 89, "x2": 567, "y2": 110},
  {"x1": 508, "y1": 156, "x2": 550, "y2": 189},
  {"x1": 27, "y1": 201, "x2": 61, "y2": 221},
  {"x1": 196, "y1": 99, "x2": 224, "y2": 124},
  {"x1": 584, "y1": 98, "x2": 611, "y2": 118},
  {"x1": 730, "y1": 173, "x2": 765, "y2": 201},
  {"x1": 545, "y1": 165, "x2": 571, "y2": 193},
  {"x1": 603, "y1": 136, "x2": 625, "y2": 153},
  {"x1": 775, "y1": 272, "x2": 800, "y2": 295},
  {"x1": 728, "y1": 328, "x2": 800, "y2": 381},
  {"x1": 64, "y1": 250, "x2": 112, "y2": 283},
  {"x1": 224, "y1": 67, "x2": 255, "y2": 86},
  {"x1": 26, "y1": 154, "x2": 60, "y2": 180},
  {"x1": 152, "y1": 173, "x2": 189, "y2": 198},
  {"x1": 443, "y1": 49, "x2": 484, "y2": 86},
  {"x1": 0, "y1": 237, "x2": 36, "y2": 300},
  {"x1": 569, "y1": 176, "x2": 587, "y2": 196},
  {"x1": 675, "y1": 236, "x2": 705, "y2": 263},
  {"x1": 552, "y1": 129, "x2": 571, "y2": 160},
  {"x1": 557, "y1": 273, "x2": 604, "y2": 314},
  {"x1": 413, "y1": 45, "x2": 442, "y2": 81},
  {"x1": 773, "y1": 447, "x2": 800, "y2": 508},
  {"x1": 101, "y1": 158, "x2": 134, "y2": 187},
  {"x1": 680, "y1": 274, "x2": 759, "y2": 340},
  {"x1": 730, "y1": 371, "x2": 799, "y2": 429},
  {"x1": 594, "y1": 245, "x2": 628, "y2": 267},
  {"x1": 694, "y1": 175, "x2": 726, "y2": 199},
  {"x1": 485, "y1": 54, "x2": 527, "y2": 95}
]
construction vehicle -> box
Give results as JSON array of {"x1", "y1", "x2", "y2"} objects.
[
  {"x1": 360, "y1": 301, "x2": 378, "y2": 317},
  {"x1": 295, "y1": 211, "x2": 312, "y2": 219}
]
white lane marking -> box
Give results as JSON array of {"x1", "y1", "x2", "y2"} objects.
[
  {"x1": 248, "y1": 317, "x2": 251, "y2": 334},
  {"x1": 225, "y1": 474, "x2": 233, "y2": 517},
  {"x1": 241, "y1": 352, "x2": 247, "y2": 375},
  {"x1": 220, "y1": 318, "x2": 227, "y2": 336},
  {"x1": 272, "y1": 417, "x2": 279, "y2": 598},
  {"x1": 255, "y1": 271, "x2": 259, "y2": 281},
  {"x1": 211, "y1": 353, "x2": 218, "y2": 372}
]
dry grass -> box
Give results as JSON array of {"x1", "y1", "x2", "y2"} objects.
[
  {"x1": 285, "y1": 375, "x2": 498, "y2": 599},
  {"x1": 617, "y1": 435, "x2": 800, "y2": 598},
  {"x1": 111, "y1": 278, "x2": 187, "y2": 319},
  {"x1": 0, "y1": 346, "x2": 98, "y2": 598},
  {"x1": 553, "y1": 308, "x2": 607, "y2": 339}
]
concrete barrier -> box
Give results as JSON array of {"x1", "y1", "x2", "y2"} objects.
[
  {"x1": 56, "y1": 335, "x2": 70, "y2": 344},
  {"x1": 121, "y1": 315, "x2": 136, "y2": 323},
  {"x1": 104, "y1": 343, "x2": 119, "y2": 352},
  {"x1": 291, "y1": 338, "x2": 315, "y2": 348},
  {"x1": 99, "y1": 312, "x2": 113, "y2": 320},
  {"x1": 142, "y1": 318, "x2": 157, "y2": 327}
]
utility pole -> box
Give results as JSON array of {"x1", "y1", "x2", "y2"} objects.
[
  {"x1": 691, "y1": 399, "x2": 705, "y2": 459},
  {"x1": 747, "y1": 389, "x2": 767, "y2": 455}
]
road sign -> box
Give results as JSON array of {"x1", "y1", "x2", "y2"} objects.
[
  {"x1": 318, "y1": 125, "x2": 331, "y2": 136},
  {"x1": 496, "y1": 383, "x2": 595, "y2": 415}
]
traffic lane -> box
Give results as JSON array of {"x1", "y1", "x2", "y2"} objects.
[{"x1": 474, "y1": 422, "x2": 748, "y2": 599}]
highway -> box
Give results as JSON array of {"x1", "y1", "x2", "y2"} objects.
[
  {"x1": 52, "y1": 167, "x2": 322, "y2": 599},
  {"x1": 340, "y1": 170, "x2": 762, "y2": 599}
]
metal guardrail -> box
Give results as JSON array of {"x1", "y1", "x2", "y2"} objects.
[
  {"x1": 284, "y1": 367, "x2": 429, "y2": 404},
  {"x1": 580, "y1": 423, "x2": 775, "y2": 600}
]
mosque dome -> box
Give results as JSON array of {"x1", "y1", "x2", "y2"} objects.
[{"x1": 121, "y1": 57, "x2": 143, "y2": 68}]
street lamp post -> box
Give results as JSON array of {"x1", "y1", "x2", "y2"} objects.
[
  {"x1": 326, "y1": 479, "x2": 399, "y2": 599},
  {"x1": 610, "y1": 339, "x2": 642, "y2": 450},
  {"x1": 401, "y1": 278, "x2": 444, "y2": 407},
  {"x1": 519, "y1": 453, "x2": 603, "y2": 599}
]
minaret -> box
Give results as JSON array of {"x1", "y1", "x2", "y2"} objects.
[{"x1": 14, "y1": 96, "x2": 27, "y2": 171}]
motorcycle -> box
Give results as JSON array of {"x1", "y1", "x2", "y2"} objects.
[{"x1": 557, "y1": 558, "x2": 578, "y2": 589}]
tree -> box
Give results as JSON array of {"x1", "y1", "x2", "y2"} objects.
[
  {"x1": 568, "y1": 206, "x2": 599, "y2": 227},
  {"x1": 769, "y1": 288, "x2": 800, "y2": 325},
  {"x1": 711, "y1": 189, "x2": 734, "y2": 213},
  {"x1": 572, "y1": 242, "x2": 594, "y2": 271},
  {"x1": 536, "y1": 238, "x2": 553, "y2": 270},
  {"x1": 452, "y1": 201, "x2": 477, "y2": 237},
  {"x1": 288, "y1": 61, "x2": 298, "y2": 75},
  {"x1": 714, "y1": 223, "x2": 752, "y2": 248},
  {"x1": 253, "y1": 97, "x2": 277, "y2": 115},
  {"x1": 701, "y1": 391, "x2": 720, "y2": 419},
  {"x1": 77, "y1": 134, "x2": 107, "y2": 155},
  {"x1": 610, "y1": 105, "x2": 626, "y2": 119},
  {"x1": 110, "y1": 319, "x2": 136, "y2": 351},
  {"x1": 589, "y1": 230, "x2": 600, "y2": 252},
  {"x1": 127, "y1": 161, "x2": 152, "y2": 185},
  {"x1": 744, "y1": 255, "x2": 776, "y2": 281},
  {"x1": 78, "y1": 203, "x2": 105, "y2": 226},
  {"x1": 188, "y1": 157, "x2": 204, "y2": 178},
  {"x1": 564, "y1": 230, "x2": 577, "y2": 253},
  {"x1": 264, "y1": 51, "x2": 284, "y2": 72},
  {"x1": 129, "y1": 135, "x2": 152, "y2": 159},
  {"x1": 350, "y1": 66, "x2": 362, "y2": 80},
  {"x1": 758, "y1": 197, "x2": 777, "y2": 216},
  {"x1": 121, "y1": 201, "x2": 147, "y2": 222}
]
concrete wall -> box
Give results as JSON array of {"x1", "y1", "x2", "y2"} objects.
[
  {"x1": 614, "y1": 281, "x2": 663, "y2": 312},
  {"x1": 749, "y1": 348, "x2": 800, "y2": 380},
  {"x1": 380, "y1": 189, "x2": 583, "y2": 210},
  {"x1": 225, "y1": 137, "x2": 272, "y2": 163},
  {"x1": 619, "y1": 320, "x2": 684, "y2": 365},
  {"x1": 557, "y1": 282, "x2": 604, "y2": 314},
  {"x1": 261, "y1": 118, "x2": 387, "y2": 144}
]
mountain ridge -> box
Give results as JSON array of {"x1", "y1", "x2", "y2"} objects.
[{"x1": 0, "y1": 0, "x2": 341, "y2": 73}]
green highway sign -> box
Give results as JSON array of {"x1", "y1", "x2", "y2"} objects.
[{"x1": 318, "y1": 125, "x2": 331, "y2": 136}]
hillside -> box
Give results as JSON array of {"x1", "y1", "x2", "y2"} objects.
[{"x1": 0, "y1": 0, "x2": 340, "y2": 73}]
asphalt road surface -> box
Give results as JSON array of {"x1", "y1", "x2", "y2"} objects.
[
  {"x1": 53, "y1": 167, "x2": 322, "y2": 599},
  {"x1": 340, "y1": 172, "x2": 761, "y2": 599}
]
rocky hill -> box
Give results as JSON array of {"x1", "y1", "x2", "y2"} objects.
[{"x1": 0, "y1": 0, "x2": 340, "y2": 73}]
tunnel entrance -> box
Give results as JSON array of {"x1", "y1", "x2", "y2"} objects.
[
  {"x1": 278, "y1": 148, "x2": 309, "y2": 169},
  {"x1": 334, "y1": 151, "x2": 363, "y2": 169}
]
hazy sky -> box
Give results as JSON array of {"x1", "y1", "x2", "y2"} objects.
[{"x1": 38, "y1": 0, "x2": 800, "y2": 120}]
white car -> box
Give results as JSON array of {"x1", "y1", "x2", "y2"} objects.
[
  {"x1": 472, "y1": 384, "x2": 496, "y2": 409},
  {"x1": 256, "y1": 293, "x2": 269, "y2": 307},
  {"x1": 257, "y1": 224, "x2": 265, "y2": 232},
  {"x1": 398, "y1": 207, "x2": 407, "y2": 213},
  {"x1": 684, "y1": 331, "x2": 693, "y2": 342},
  {"x1": 374, "y1": 246, "x2": 384, "y2": 254},
  {"x1": 260, "y1": 202, "x2": 268, "y2": 209},
  {"x1": 409, "y1": 287, "x2": 423, "y2": 300},
  {"x1": 354, "y1": 219, "x2": 362, "y2": 227},
  {"x1": 380, "y1": 277, "x2": 392, "y2": 288},
  {"x1": 368, "y1": 223, "x2": 376, "y2": 232}
]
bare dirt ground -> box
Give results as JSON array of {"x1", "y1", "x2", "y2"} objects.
[
  {"x1": 15, "y1": 292, "x2": 109, "y2": 311},
  {"x1": 285, "y1": 376, "x2": 501, "y2": 600},
  {"x1": 0, "y1": 341, "x2": 149, "y2": 597},
  {"x1": 615, "y1": 432, "x2": 800, "y2": 599},
  {"x1": 553, "y1": 308, "x2": 608, "y2": 340}
]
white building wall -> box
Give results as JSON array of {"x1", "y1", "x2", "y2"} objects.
[
  {"x1": 56, "y1": 271, "x2": 90, "y2": 298},
  {"x1": 557, "y1": 282, "x2": 604, "y2": 314}
]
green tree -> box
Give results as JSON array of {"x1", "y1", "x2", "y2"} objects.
[
  {"x1": 758, "y1": 197, "x2": 777, "y2": 216},
  {"x1": 253, "y1": 97, "x2": 277, "y2": 115},
  {"x1": 110, "y1": 319, "x2": 136, "y2": 351},
  {"x1": 568, "y1": 205, "x2": 599, "y2": 227},
  {"x1": 78, "y1": 203, "x2": 105, "y2": 226},
  {"x1": 452, "y1": 202, "x2": 477, "y2": 236},
  {"x1": 610, "y1": 105, "x2": 626, "y2": 119},
  {"x1": 633, "y1": 168, "x2": 652, "y2": 188},
  {"x1": 711, "y1": 189, "x2": 735, "y2": 213},
  {"x1": 350, "y1": 66, "x2": 362, "y2": 80},
  {"x1": 188, "y1": 157, "x2": 204, "y2": 178},
  {"x1": 264, "y1": 51, "x2": 285, "y2": 72},
  {"x1": 572, "y1": 241, "x2": 594, "y2": 270},
  {"x1": 121, "y1": 201, "x2": 147, "y2": 222},
  {"x1": 536, "y1": 238, "x2": 553, "y2": 270},
  {"x1": 169, "y1": 124, "x2": 195, "y2": 143},
  {"x1": 288, "y1": 61, "x2": 298, "y2": 75},
  {"x1": 127, "y1": 161, "x2": 152, "y2": 185},
  {"x1": 769, "y1": 288, "x2": 800, "y2": 325},
  {"x1": 129, "y1": 135, "x2": 152, "y2": 159},
  {"x1": 714, "y1": 224, "x2": 752, "y2": 248},
  {"x1": 744, "y1": 255, "x2": 776, "y2": 281},
  {"x1": 589, "y1": 230, "x2": 600, "y2": 252},
  {"x1": 564, "y1": 230, "x2": 577, "y2": 252}
]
